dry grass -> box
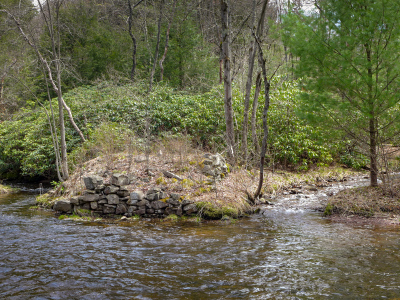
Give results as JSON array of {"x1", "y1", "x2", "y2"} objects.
[
  {"x1": 0, "y1": 184, "x2": 14, "y2": 194},
  {"x1": 327, "y1": 177, "x2": 400, "y2": 217}
]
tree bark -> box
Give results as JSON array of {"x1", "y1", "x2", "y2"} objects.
[
  {"x1": 159, "y1": 0, "x2": 176, "y2": 81},
  {"x1": 241, "y1": 0, "x2": 257, "y2": 166},
  {"x1": 127, "y1": 0, "x2": 145, "y2": 82},
  {"x1": 149, "y1": 0, "x2": 164, "y2": 92},
  {"x1": 221, "y1": 0, "x2": 235, "y2": 160},
  {"x1": 251, "y1": 71, "x2": 262, "y2": 155}
]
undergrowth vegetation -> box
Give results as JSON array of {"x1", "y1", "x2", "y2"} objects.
[{"x1": 0, "y1": 78, "x2": 362, "y2": 180}]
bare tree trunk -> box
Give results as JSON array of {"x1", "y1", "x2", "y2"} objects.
[
  {"x1": 253, "y1": 0, "x2": 271, "y2": 200},
  {"x1": 254, "y1": 44, "x2": 270, "y2": 200},
  {"x1": 241, "y1": 0, "x2": 257, "y2": 166},
  {"x1": 128, "y1": 0, "x2": 146, "y2": 82},
  {"x1": 221, "y1": 0, "x2": 235, "y2": 160},
  {"x1": 251, "y1": 71, "x2": 262, "y2": 155},
  {"x1": 149, "y1": 0, "x2": 165, "y2": 92},
  {"x1": 159, "y1": 0, "x2": 176, "y2": 81}
]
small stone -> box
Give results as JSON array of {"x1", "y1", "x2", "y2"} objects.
[
  {"x1": 83, "y1": 189, "x2": 96, "y2": 195},
  {"x1": 146, "y1": 208, "x2": 155, "y2": 214},
  {"x1": 137, "y1": 200, "x2": 147, "y2": 207},
  {"x1": 183, "y1": 203, "x2": 198, "y2": 214},
  {"x1": 151, "y1": 200, "x2": 168, "y2": 210},
  {"x1": 103, "y1": 206, "x2": 115, "y2": 214},
  {"x1": 128, "y1": 206, "x2": 138, "y2": 214},
  {"x1": 83, "y1": 175, "x2": 104, "y2": 190},
  {"x1": 117, "y1": 190, "x2": 130, "y2": 197},
  {"x1": 104, "y1": 185, "x2": 119, "y2": 194},
  {"x1": 181, "y1": 199, "x2": 194, "y2": 206},
  {"x1": 78, "y1": 194, "x2": 100, "y2": 202},
  {"x1": 176, "y1": 207, "x2": 183, "y2": 216},
  {"x1": 107, "y1": 194, "x2": 120, "y2": 205},
  {"x1": 127, "y1": 199, "x2": 139, "y2": 205},
  {"x1": 111, "y1": 173, "x2": 129, "y2": 186},
  {"x1": 95, "y1": 185, "x2": 105, "y2": 192},
  {"x1": 166, "y1": 199, "x2": 180, "y2": 206},
  {"x1": 165, "y1": 207, "x2": 177, "y2": 215},
  {"x1": 98, "y1": 199, "x2": 107, "y2": 204},
  {"x1": 162, "y1": 170, "x2": 183, "y2": 181},
  {"x1": 170, "y1": 193, "x2": 180, "y2": 201},
  {"x1": 116, "y1": 203, "x2": 128, "y2": 215},
  {"x1": 53, "y1": 200, "x2": 71, "y2": 213},
  {"x1": 82, "y1": 203, "x2": 90, "y2": 210},
  {"x1": 90, "y1": 201, "x2": 98, "y2": 210},
  {"x1": 130, "y1": 191, "x2": 144, "y2": 201},
  {"x1": 69, "y1": 197, "x2": 79, "y2": 205},
  {"x1": 119, "y1": 196, "x2": 130, "y2": 202},
  {"x1": 134, "y1": 208, "x2": 146, "y2": 215}
]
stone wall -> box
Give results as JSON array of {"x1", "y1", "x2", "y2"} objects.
[{"x1": 53, "y1": 173, "x2": 198, "y2": 218}]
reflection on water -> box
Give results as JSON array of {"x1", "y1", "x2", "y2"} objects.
[{"x1": 0, "y1": 191, "x2": 399, "y2": 299}]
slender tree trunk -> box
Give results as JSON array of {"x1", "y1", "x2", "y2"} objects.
[
  {"x1": 251, "y1": 71, "x2": 262, "y2": 155},
  {"x1": 254, "y1": 46, "x2": 270, "y2": 200},
  {"x1": 242, "y1": 0, "x2": 257, "y2": 166},
  {"x1": 149, "y1": 0, "x2": 164, "y2": 92},
  {"x1": 366, "y1": 44, "x2": 378, "y2": 186},
  {"x1": 127, "y1": 0, "x2": 145, "y2": 82},
  {"x1": 159, "y1": 0, "x2": 176, "y2": 81},
  {"x1": 221, "y1": 0, "x2": 235, "y2": 160}
]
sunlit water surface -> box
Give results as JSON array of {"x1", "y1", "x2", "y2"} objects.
[{"x1": 1, "y1": 184, "x2": 400, "y2": 299}]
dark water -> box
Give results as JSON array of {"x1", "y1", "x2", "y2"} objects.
[{"x1": 1, "y1": 188, "x2": 400, "y2": 299}]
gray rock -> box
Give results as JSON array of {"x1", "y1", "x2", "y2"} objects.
[
  {"x1": 137, "y1": 200, "x2": 147, "y2": 207},
  {"x1": 128, "y1": 206, "x2": 138, "y2": 214},
  {"x1": 170, "y1": 193, "x2": 181, "y2": 201},
  {"x1": 81, "y1": 203, "x2": 90, "y2": 210},
  {"x1": 127, "y1": 199, "x2": 139, "y2": 205},
  {"x1": 183, "y1": 204, "x2": 198, "y2": 214},
  {"x1": 98, "y1": 199, "x2": 108, "y2": 204},
  {"x1": 166, "y1": 199, "x2": 180, "y2": 206},
  {"x1": 134, "y1": 208, "x2": 146, "y2": 215},
  {"x1": 83, "y1": 175, "x2": 104, "y2": 190},
  {"x1": 111, "y1": 173, "x2": 129, "y2": 186},
  {"x1": 90, "y1": 201, "x2": 98, "y2": 210},
  {"x1": 53, "y1": 200, "x2": 71, "y2": 213},
  {"x1": 146, "y1": 208, "x2": 155, "y2": 214},
  {"x1": 119, "y1": 196, "x2": 130, "y2": 202},
  {"x1": 107, "y1": 194, "x2": 120, "y2": 205},
  {"x1": 116, "y1": 203, "x2": 128, "y2": 215},
  {"x1": 151, "y1": 200, "x2": 168, "y2": 210},
  {"x1": 117, "y1": 190, "x2": 130, "y2": 197},
  {"x1": 69, "y1": 197, "x2": 79, "y2": 205},
  {"x1": 103, "y1": 206, "x2": 116, "y2": 214},
  {"x1": 155, "y1": 209, "x2": 165, "y2": 214},
  {"x1": 181, "y1": 199, "x2": 194, "y2": 206},
  {"x1": 78, "y1": 194, "x2": 100, "y2": 202},
  {"x1": 146, "y1": 193, "x2": 159, "y2": 201},
  {"x1": 176, "y1": 207, "x2": 183, "y2": 216},
  {"x1": 104, "y1": 185, "x2": 119, "y2": 194},
  {"x1": 95, "y1": 185, "x2": 105, "y2": 192},
  {"x1": 83, "y1": 189, "x2": 96, "y2": 194},
  {"x1": 162, "y1": 170, "x2": 183, "y2": 181},
  {"x1": 130, "y1": 191, "x2": 144, "y2": 201},
  {"x1": 165, "y1": 207, "x2": 177, "y2": 215}
]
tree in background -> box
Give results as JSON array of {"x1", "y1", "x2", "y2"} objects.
[{"x1": 283, "y1": 0, "x2": 400, "y2": 186}]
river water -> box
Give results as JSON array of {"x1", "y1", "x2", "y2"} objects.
[{"x1": 1, "y1": 181, "x2": 400, "y2": 299}]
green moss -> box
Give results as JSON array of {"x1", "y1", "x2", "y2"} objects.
[
  {"x1": 196, "y1": 201, "x2": 239, "y2": 219},
  {"x1": 0, "y1": 184, "x2": 18, "y2": 194},
  {"x1": 164, "y1": 214, "x2": 179, "y2": 221},
  {"x1": 131, "y1": 214, "x2": 140, "y2": 220},
  {"x1": 35, "y1": 193, "x2": 57, "y2": 208},
  {"x1": 324, "y1": 203, "x2": 334, "y2": 216}
]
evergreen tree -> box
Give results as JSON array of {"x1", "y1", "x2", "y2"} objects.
[{"x1": 283, "y1": 0, "x2": 400, "y2": 186}]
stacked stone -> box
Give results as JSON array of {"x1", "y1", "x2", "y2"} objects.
[
  {"x1": 53, "y1": 173, "x2": 198, "y2": 217},
  {"x1": 199, "y1": 153, "x2": 228, "y2": 182}
]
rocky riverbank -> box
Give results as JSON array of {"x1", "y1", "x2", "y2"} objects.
[
  {"x1": 0, "y1": 184, "x2": 16, "y2": 195},
  {"x1": 36, "y1": 149, "x2": 368, "y2": 221}
]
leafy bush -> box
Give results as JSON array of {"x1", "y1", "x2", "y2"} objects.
[{"x1": 0, "y1": 79, "x2": 348, "y2": 180}]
